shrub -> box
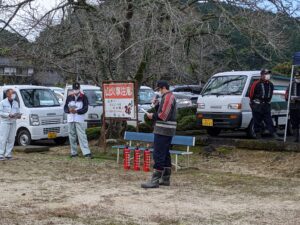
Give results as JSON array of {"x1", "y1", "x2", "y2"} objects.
[
  {"x1": 177, "y1": 115, "x2": 199, "y2": 131},
  {"x1": 126, "y1": 125, "x2": 136, "y2": 132},
  {"x1": 86, "y1": 127, "x2": 101, "y2": 140},
  {"x1": 177, "y1": 107, "x2": 197, "y2": 121},
  {"x1": 138, "y1": 123, "x2": 153, "y2": 133}
]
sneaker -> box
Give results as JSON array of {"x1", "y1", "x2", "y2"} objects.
[
  {"x1": 5, "y1": 156, "x2": 13, "y2": 160},
  {"x1": 84, "y1": 154, "x2": 93, "y2": 159},
  {"x1": 0, "y1": 157, "x2": 5, "y2": 161},
  {"x1": 70, "y1": 154, "x2": 79, "y2": 158}
]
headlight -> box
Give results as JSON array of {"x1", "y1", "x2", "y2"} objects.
[
  {"x1": 88, "y1": 113, "x2": 99, "y2": 119},
  {"x1": 30, "y1": 114, "x2": 40, "y2": 126},
  {"x1": 197, "y1": 103, "x2": 205, "y2": 109},
  {"x1": 177, "y1": 99, "x2": 192, "y2": 106},
  {"x1": 228, "y1": 103, "x2": 242, "y2": 109}
]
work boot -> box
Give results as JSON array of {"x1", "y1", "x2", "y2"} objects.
[
  {"x1": 294, "y1": 129, "x2": 299, "y2": 142},
  {"x1": 141, "y1": 169, "x2": 162, "y2": 189},
  {"x1": 159, "y1": 167, "x2": 172, "y2": 186}
]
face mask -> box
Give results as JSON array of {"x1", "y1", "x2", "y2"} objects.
[
  {"x1": 11, "y1": 94, "x2": 16, "y2": 100},
  {"x1": 265, "y1": 74, "x2": 271, "y2": 80}
]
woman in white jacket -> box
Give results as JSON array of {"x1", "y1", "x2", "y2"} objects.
[{"x1": 0, "y1": 89, "x2": 21, "y2": 160}]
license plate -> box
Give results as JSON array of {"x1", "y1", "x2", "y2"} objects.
[
  {"x1": 202, "y1": 119, "x2": 213, "y2": 127},
  {"x1": 48, "y1": 132, "x2": 57, "y2": 139}
]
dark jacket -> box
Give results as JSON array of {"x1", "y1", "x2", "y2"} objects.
[
  {"x1": 249, "y1": 79, "x2": 274, "y2": 103},
  {"x1": 64, "y1": 92, "x2": 89, "y2": 115},
  {"x1": 153, "y1": 91, "x2": 177, "y2": 136},
  {"x1": 285, "y1": 81, "x2": 300, "y2": 109}
]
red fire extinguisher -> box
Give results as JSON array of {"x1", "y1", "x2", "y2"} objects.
[
  {"x1": 133, "y1": 146, "x2": 141, "y2": 171},
  {"x1": 143, "y1": 145, "x2": 151, "y2": 172},
  {"x1": 123, "y1": 145, "x2": 130, "y2": 170}
]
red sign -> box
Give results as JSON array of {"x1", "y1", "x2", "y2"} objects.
[{"x1": 103, "y1": 83, "x2": 134, "y2": 99}]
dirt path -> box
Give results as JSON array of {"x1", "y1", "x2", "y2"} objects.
[{"x1": 0, "y1": 146, "x2": 299, "y2": 225}]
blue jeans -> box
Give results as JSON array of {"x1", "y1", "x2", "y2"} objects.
[
  {"x1": 153, "y1": 134, "x2": 173, "y2": 170},
  {"x1": 68, "y1": 122, "x2": 91, "y2": 156}
]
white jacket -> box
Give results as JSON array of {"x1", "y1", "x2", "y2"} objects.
[{"x1": 0, "y1": 98, "x2": 20, "y2": 123}]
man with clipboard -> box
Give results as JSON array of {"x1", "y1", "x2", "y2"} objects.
[{"x1": 0, "y1": 89, "x2": 21, "y2": 160}]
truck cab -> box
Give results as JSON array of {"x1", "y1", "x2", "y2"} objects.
[
  {"x1": 196, "y1": 71, "x2": 288, "y2": 137},
  {"x1": 0, "y1": 85, "x2": 68, "y2": 146},
  {"x1": 64, "y1": 85, "x2": 103, "y2": 128}
]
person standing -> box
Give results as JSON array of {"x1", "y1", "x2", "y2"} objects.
[
  {"x1": 0, "y1": 89, "x2": 21, "y2": 160},
  {"x1": 64, "y1": 82, "x2": 92, "y2": 158},
  {"x1": 141, "y1": 80, "x2": 177, "y2": 188},
  {"x1": 249, "y1": 69, "x2": 279, "y2": 139},
  {"x1": 285, "y1": 71, "x2": 300, "y2": 142}
]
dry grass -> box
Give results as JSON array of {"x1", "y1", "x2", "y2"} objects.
[{"x1": 0, "y1": 145, "x2": 299, "y2": 225}]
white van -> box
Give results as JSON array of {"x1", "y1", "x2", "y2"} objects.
[
  {"x1": 64, "y1": 85, "x2": 103, "y2": 128},
  {"x1": 0, "y1": 85, "x2": 68, "y2": 146},
  {"x1": 196, "y1": 71, "x2": 289, "y2": 138}
]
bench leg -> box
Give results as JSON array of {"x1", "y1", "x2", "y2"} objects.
[
  {"x1": 187, "y1": 154, "x2": 190, "y2": 168},
  {"x1": 117, "y1": 148, "x2": 120, "y2": 164},
  {"x1": 175, "y1": 155, "x2": 178, "y2": 172}
]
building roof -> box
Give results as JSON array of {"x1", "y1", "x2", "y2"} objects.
[{"x1": 0, "y1": 57, "x2": 33, "y2": 68}]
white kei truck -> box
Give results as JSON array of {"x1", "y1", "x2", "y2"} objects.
[
  {"x1": 0, "y1": 85, "x2": 69, "y2": 146},
  {"x1": 196, "y1": 71, "x2": 289, "y2": 138}
]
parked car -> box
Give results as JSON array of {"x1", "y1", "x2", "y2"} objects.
[
  {"x1": 49, "y1": 87, "x2": 64, "y2": 95},
  {"x1": 0, "y1": 85, "x2": 69, "y2": 146},
  {"x1": 172, "y1": 85, "x2": 202, "y2": 105},
  {"x1": 64, "y1": 85, "x2": 103, "y2": 128},
  {"x1": 196, "y1": 71, "x2": 289, "y2": 138}
]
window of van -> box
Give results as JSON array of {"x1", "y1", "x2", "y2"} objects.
[
  {"x1": 139, "y1": 89, "x2": 155, "y2": 104},
  {"x1": 20, "y1": 89, "x2": 60, "y2": 107},
  {"x1": 84, "y1": 90, "x2": 102, "y2": 106},
  {"x1": 202, "y1": 75, "x2": 247, "y2": 96}
]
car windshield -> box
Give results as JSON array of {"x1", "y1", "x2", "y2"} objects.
[
  {"x1": 20, "y1": 89, "x2": 60, "y2": 108},
  {"x1": 83, "y1": 89, "x2": 102, "y2": 106},
  {"x1": 202, "y1": 75, "x2": 247, "y2": 96},
  {"x1": 139, "y1": 88, "x2": 155, "y2": 104}
]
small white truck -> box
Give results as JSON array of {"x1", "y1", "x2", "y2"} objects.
[
  {"x1": 0, "y1": 85, "x2": 69, "y2": 146},
  {"x1": 196, "y1": 71, "x2": 289, "y2": 138}
]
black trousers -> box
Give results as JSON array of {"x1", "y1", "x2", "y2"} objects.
[
  {"x1": 251, "y1": 103, "x2": 274, "y2": 134},
  {"x1": 290, "y1": 108, "x2": 300, "y2": 129},
  {"x1": 153, "y1": 134, "x2": 172, "y2": 170}
]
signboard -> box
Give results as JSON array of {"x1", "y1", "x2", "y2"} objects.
[{"x1": 102, "y1": 82, "x2": 136, "y2": 119}]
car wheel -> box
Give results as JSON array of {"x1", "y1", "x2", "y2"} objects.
[
  {"x1": 246, "y1": 120, "x2": 256, "y2": 138},
  {"x1": 54, "y1": 137, "x2": 68, "y2": 145},
  {"x1": 206, "y1": 128, "x2": 221, "y2": 137},
  {"x1": 17, "y1": 129, "x2": 32, "y2": 146}
]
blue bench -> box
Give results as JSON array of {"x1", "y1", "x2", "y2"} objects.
[{"x1": 112, "y1": 131, "x2": 195, "y2": 171}]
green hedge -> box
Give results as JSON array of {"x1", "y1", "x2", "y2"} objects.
[
  {"x1": 86, "y1": 127, "x2": 101, "y2": 140},
  {"x1": 177, "y1": 107, "x2": 197, "y2": 122},
  {"x1": 143, "y1": 106, "x2": 198, "y2": 131}
]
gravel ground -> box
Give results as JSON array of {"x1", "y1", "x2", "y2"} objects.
[{"x1": 0, "y1": 144, "x2": 299, "y2": 225}]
